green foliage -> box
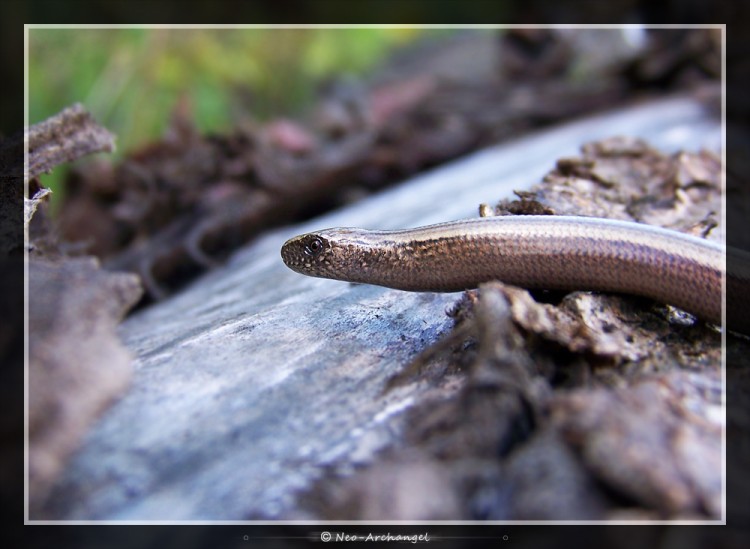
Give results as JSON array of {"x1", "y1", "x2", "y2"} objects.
[
  {"x1": 28, "y1": 27, "x2": 437, "y2": 198},
  {"x1": 29, "y1": 27, "x2": 431, "y2": 154}
]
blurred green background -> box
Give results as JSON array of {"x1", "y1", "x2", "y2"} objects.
[{"x1": 28, "y1": 27, "x2": 444, "y2": 197}]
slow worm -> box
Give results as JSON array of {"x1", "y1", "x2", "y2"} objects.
[{"x1": 281, "y1": 215, "x2": 749, "y2": 333}]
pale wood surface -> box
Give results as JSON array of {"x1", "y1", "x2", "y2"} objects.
[{"x1": 39, "y1": 96, "x2": 721, "y2": 520}]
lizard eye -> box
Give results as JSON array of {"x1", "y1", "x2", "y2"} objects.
[{"x1": 304, "y1": 237, "x2": 324, "y2": 257}]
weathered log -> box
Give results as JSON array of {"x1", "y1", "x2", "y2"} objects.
[{"x1": 37, "y1": 96, "x2": 723, "y2": 520}]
